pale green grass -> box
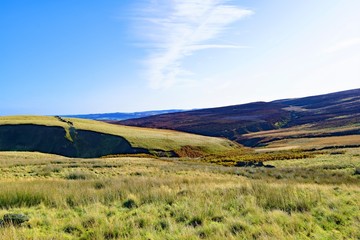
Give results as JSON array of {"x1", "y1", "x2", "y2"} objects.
[
  {"x1": 67, "y1": 117, "x2": 239, "y2": 153},
  {"x1": 0, "y1": 115, "x2": 68, "y2": 128},
  {"x1": 229, "y1": 148, "x2": 360, "y2": 185},
  {"x1": 0, "y1": 151, "x2": 66, "y2": 160},
  {"x1": 0, "y1": 150, "x2": 360, "y2": 239},
  {"x1": 268, "y1": 148, "x2": 360, "y2": 169}
]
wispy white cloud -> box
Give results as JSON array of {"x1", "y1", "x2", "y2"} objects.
[
  {"x1": 324, "y1": 37, "x2": 360, "y2": 53},
  {"x1": 186, "y1": 44, "x2": 249, "y2": 51},
  {"x1": 136, "y1": 0, "x2": 253, "y2": 89}
]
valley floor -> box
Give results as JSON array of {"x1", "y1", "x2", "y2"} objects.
[{"x1": 0, "y1": 149, "x2": 359, "y2": 239}]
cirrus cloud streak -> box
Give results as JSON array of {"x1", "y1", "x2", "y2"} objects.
[{"x1": 137, "y1": 0, "x2": 253, "y2": 89}]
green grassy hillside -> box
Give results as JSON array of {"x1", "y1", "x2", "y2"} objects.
[{"x1": 0, "y1": 116, "x2": 241, "y2": 158}]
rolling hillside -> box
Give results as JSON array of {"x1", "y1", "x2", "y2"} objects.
[
  {"x1": 119, "y1": 89, "x2": 360, "y2": 148},
  {"x1": 0, "y1": 116, "x2": 241, "y2": 158}
]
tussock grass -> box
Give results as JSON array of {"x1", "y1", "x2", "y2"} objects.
[
  {"x1": 0, "y1": 149, "x2": 359, "y2": 239},
  {"x1": 65, "y1": 171, "x2": 94, "y2": 180},
  {"x1": 205, "y1": 149, "x2": 318, "y2": 166}
]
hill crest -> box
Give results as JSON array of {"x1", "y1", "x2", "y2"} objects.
[
  {"x1": 118, "y1": 88, "x2": 360, "y2": 148},
  {"x1": 0, "y1": 116, "x2": 241, "y2": 158}
]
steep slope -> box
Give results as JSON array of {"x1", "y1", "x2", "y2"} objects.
[
  {"x1": 119, "y1": 89, "x2": 360, "y2": 147},
  {"x1": 0, "y1": 116, "x2": 241, "y2": 158}
]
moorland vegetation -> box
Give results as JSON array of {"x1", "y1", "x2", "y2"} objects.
[{"x1": 0, "y1": 147, "x2": 359, "y2": 239}]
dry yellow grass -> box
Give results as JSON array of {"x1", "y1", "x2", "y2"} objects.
[
  {"x1": 0, "y1": 149, "x2": 359, "y2": 239},
  {"x1": 264, "y1": 135, "x2": 360, "y2": 149},
  {"x1": 0, "y1": 115, "x2": 68, "y2": 128},
  {"x1": 255, "y1": 146, "x2": 299, "y2": 152},
  {"x1": 243, "y1": 124, "x2": 360, "y2": 139},
  {"x1": 0, "y1": 151, "x2": 66, "y2": 160}
]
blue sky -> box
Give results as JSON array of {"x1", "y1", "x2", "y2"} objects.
[{"x1": 1, "y1": 0, "x2": 359, "y2": 115}]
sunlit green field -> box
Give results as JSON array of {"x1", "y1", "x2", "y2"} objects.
[
  {"x1": 0, "y1": 116, "x2": 240, "y2": 155},
  {"x1": 0, "y1": 149, "x2": 359, "y2": 239}
]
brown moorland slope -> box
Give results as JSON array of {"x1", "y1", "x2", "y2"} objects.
[{"x1": 118, "y1": 89, "x2": 360, "y2": 148}]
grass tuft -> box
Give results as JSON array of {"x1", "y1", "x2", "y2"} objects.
[
  {"x1": 65, "y1": 171, "x2": 93, "y2": 180},
  {"x1": 122, "y1": 195, "x2": 139, "y2": 209}
]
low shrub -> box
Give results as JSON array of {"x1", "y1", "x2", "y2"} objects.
[
  {"x1": 188, "y1": 216, "x2": 203, "y2": 227},
  {"x1": 122, "y1": 195, "x2": 139, "y2": 209},
  {"x1": 65, "y1": 171, "x2": 92, "y2": 180}
]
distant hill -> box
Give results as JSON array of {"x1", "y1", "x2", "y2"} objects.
[
  {"x1": 0, "y1": 116, "x2": 240, "y2": 158},
  {"x1": 118, "y1": 89, "x2": 360, "y2": 148},
  {"x1": 63, "y1": 109, "x2": 184, "y2": 121}
]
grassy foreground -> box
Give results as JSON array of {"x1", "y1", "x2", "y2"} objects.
[{"x1": 0, "y1": 149, "x2": 359, "y2": 239}]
